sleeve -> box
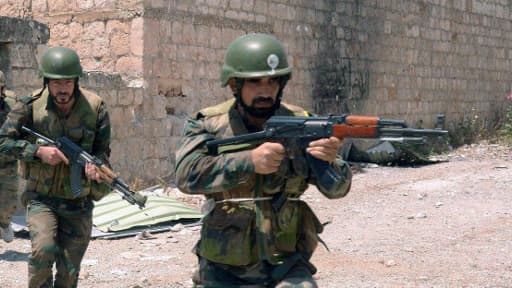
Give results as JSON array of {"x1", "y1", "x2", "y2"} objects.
[
  {"x1": 92, "y1": 101, "x2": 111, "y2": 163},
  {"x1": 89, "y1": 101, "x2": 112, "y2": 200},
  {"x1": 0, "y1": 101, "x2": 39, "y2": 162},
  {"x1": 174, "y1": 117, "x2": 255, "y2": 195}
]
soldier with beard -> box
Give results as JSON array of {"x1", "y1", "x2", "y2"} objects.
[
  {"x1": 0, "y1": 46, "x2": 111, "y2": 288},
  {"x1": 175, "y1": 33, "x2": 353, "y2": 287}
]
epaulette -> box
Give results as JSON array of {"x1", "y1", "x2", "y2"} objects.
[
  {"x1": 19, "y1": 89, "x2": 44, "y2": 105},
  {"x1": 2, "y1": 90, "x2": 20, "y2": 106},
  {"x1": 279, "y1": 102, "x2": 312, "y2": 117},
  {"x1": 196, "y1": 99, "x2": 235, "y2": 119},
  {"x1": 3, "y1": 90, "x2": 16, "y2": 98}
]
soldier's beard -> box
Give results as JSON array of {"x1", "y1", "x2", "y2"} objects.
[
  {"x1": 52, "y1": 92, "x2": 74, "y2": 105},
  {"x1": 241, "y1": 96, "x2": 279, "y2": 119}
]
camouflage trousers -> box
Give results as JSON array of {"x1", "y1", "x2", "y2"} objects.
[
  {"x1": 192, "y1": 256, "x2": 318, "y2": 288},
  {"x1": 0, "y1": 165, "x2": 18, "y2": 228},
  {"x1": 27, "y1": 196, "x2": 93, "y2": 288}
]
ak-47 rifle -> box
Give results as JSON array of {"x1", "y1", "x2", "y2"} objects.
[
  {"x1": 206, "y1": 115, "x2": 448, "y2": 192},
  {"x1": 21, "y1": 126, "x2": 147, "y2": 209}
]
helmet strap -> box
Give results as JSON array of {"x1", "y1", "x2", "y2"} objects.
[
  {"x1": 37, "y1": 78, "x2": 49, "y2": 97},
  {"x1": 73, "y1": 79, "x2": 80, "y2": 98}
]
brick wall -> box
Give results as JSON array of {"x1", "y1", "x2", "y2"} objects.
[{"x1": 1, "y1": 0, "x2": 512, "y2": 183}]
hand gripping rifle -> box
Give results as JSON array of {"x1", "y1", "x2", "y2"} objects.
[
  {"x1": 206, "y1": 115, "x2": 448, "y2": 192},
  {"x1": 21, "y1": 126, "x2": 147, "y2": 209}
]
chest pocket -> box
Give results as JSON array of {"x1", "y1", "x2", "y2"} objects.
[
  {"x1": 67, "y1": 127, "x2": 95, "y2": 153},
  {"x1": 68, "y1": 127, "x2": 84, "y2": 142}
]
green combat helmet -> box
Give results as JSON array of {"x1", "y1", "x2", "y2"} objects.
[
  {"x1": 39, "y1": 46, "x2": 83, "y2": 79},
  {"x1": 0, "y1": 70, "x2": 6, "y2": 88},
  {"x1": 220, "y1": 33, "x2": 292, "y2": 87}
]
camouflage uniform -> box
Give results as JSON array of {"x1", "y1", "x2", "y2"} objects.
[
  {"x1": 0, "y1": 47, "x2": 111, "y2": 288},
  {"x1": 175, "y1": 99, "x2": 352, "y2": 287},
  {"x1": 0, "y1": 76, "x2": 19, "y2": 232},
  {"x1": 0, "y1": 86, "x2": 111, "y2": 287}
]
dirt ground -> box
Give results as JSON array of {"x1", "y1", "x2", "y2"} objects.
[{"x1": 1, "y1": 142, "x2": 511, "y2": 288}]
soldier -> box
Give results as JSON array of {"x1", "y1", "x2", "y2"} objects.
[
  {"x1": 175, "y1": 33, "x2": 353, "y2": 287},
  {"x1": 0, "y1": 47, "x2": 111, "y2": 288},
  {"x1": 0, "y1": 70, "x2": 18, "y2": 243}
]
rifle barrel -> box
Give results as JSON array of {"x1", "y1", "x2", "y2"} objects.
[
  {"x1": 21, "y1": 126, "x2": 56, "y2": 145},
  {"x1": 380, "y1": 127, "x2": 448, "y2": 137},
  {"x1": 378, "y1": 119, "x2": 408, "y2": 128}
]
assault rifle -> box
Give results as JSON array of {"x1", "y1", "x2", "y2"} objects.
[
  {"x1": 206, "y1": 115, "x2": 448, "y2": 192},
  {"x1": 21, "y1": 126, "x2": 147, "y2": 209}
]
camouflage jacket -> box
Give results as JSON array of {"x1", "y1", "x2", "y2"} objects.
[
  {"x1": 0, "y1": 89, "x2": 18, "y2": 169},
  {"x1": 175, "y1": 99, "x2": 352, "y2": 266},
  {"x1": 0, "y1": 87, "x2": 111, "y2": 201}
]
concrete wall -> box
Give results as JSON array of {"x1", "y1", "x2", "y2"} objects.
[{"x1": 1, "y1": 0, "x2": 512, "y2": 184}]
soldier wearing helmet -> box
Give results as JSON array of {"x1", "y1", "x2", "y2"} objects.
[
  {"x1": 0, "y1": 47, "x2": 112, "y2": 288},
  {"x1": 175, "y1": 34, "x2": 352, "y2": 287},
  {"x1": 0, "y1": 70, "x2": 19, "y2": 244}
]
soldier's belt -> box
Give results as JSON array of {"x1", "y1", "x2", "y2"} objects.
[
  {"x1": 202, "y1": 196, "x2": 303, "y2": 216},
  {"x1": 214, "y1": 197, "x2": 300, "y2": 204},
  {"x1": 35, "y1": 195, "x2": 91, "y2": 210}
]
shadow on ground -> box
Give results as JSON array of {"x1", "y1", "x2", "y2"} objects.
[{"x1": 0, "y1": 249, "x2": 29, "y2": 262}]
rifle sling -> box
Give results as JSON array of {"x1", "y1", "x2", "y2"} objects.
[
  {"x1": 215, "y1": 142, "x2": 260, "y2": 155},
  {"x1": 271, "y1": 191, "x2": 287, "y2": 213}
]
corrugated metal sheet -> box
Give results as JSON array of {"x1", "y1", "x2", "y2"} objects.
[{"x1": 93, "y1": 192, "x2": 202, "y2": 232}]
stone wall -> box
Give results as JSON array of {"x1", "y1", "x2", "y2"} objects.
[
  {"x1": 337, "y1": 0, "x2": 512, "y2": 133},
  {"x1": 1, "y1": 1, "x2": 172, "y2": 183},
  {"x1": 146, "y1": 0, "x2": 512, "y2": 132},
  {"x1": 0, "y1": 16, "x2": 49, "y2": 96},
  {"x1": 79, "y1": 72, "x2": 149, "y2": 180},
  {"x1": 2, "y1": 0, "x2": 512, "y2": 184}
]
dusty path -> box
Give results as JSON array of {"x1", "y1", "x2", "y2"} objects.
[{"x1": 1, "y1": 143, "x2": 511, "y2": 288}]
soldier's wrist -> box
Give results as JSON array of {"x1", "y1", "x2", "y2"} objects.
[{"x1": 33, "y1": 145, "x2": 42, "y2": 159}]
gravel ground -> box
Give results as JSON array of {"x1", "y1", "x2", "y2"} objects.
[{"x1": 1, "y1": 142, "x2": 511, "y2": 288}]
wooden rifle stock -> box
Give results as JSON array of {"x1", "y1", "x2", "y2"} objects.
[{"x1": 333, "y1": 115, "x2": 446, "y2": 139}]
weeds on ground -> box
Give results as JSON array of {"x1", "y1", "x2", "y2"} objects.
[
  {"x1": 497, "y1": 93, "x2": 512, "y2": 145},
  {"x1": 449, "y1": 107, "x2": 486, "y2": 147}
]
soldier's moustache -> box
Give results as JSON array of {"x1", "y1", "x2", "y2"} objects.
[
  {"x1": 252, "y1": 96, "x2": 274, "y2": 105},
  {"x1": 52, "y1": 92, "x2": 73, "y2": 105},
  {"x1": 244, "y1": 96, "x2": 276, "y2": 118}
]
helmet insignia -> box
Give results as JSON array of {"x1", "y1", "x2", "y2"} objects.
[{"x1": 267, "y1": 54, "x2": 279, "y2": 74}]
